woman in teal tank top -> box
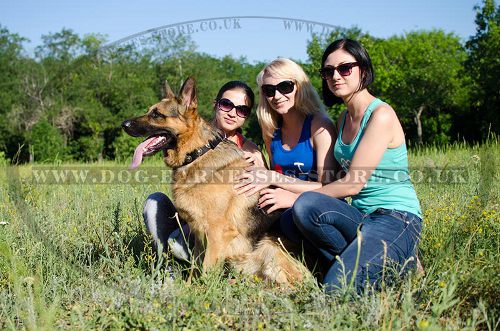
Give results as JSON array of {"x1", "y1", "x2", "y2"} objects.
[{"x1": 292, "y1": 39, "x2": 423, "y2": 293}]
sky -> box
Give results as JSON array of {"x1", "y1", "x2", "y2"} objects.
[{"x1": 1, "y1": 0, "x2": 480, "y2": 63}]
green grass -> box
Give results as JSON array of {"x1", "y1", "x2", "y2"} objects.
[{"x1": 0, "y1": 140, "x2": 499, "y2": 330}]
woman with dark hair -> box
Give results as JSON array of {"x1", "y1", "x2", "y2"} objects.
[
  {"x1": 291, "y1": 39, "x2": 422, "y2": 293},
  {"x1": 143, "y1": 81, "x2": 265, "y2": 260},
  {"x1": 213, "y1": 81, "x2": 265, "y2": 166}
]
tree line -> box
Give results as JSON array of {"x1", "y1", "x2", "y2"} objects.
[{"x1": 0, "y1": 0, "x2": 498, "y2": 163}]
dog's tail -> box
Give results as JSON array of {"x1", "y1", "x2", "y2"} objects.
[{"x1": 229, "y1": 236, "x2": 307, "y2": 286}]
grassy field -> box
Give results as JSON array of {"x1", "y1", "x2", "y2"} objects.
[{"x1": 0, "y1": 140, "x2": 499, "y2": 330}]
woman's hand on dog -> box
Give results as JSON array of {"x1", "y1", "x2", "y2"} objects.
[
  {"x1": 234, "y1": 151, "x2": 272, "y2": 196},
  {"x1": 243, "y1": 151, "x2": 266, "y2": 169},
  {"x1": 258, "y1": 188, "x2": 298, "y2": 213},
  {"x1": 234, "y1": 169, "x2": 272, "y2": 197}
]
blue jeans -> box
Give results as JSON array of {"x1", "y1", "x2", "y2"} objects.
[{"x1": 285, "y1": 191, "x2": 422, "y2": 293}]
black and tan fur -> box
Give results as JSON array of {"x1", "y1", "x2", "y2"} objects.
[{"x1": 122, "y1": 77, "x2": 307, "y2": 285}]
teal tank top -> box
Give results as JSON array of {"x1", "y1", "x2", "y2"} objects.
[{"x1": 334, "y1": 98, "x2": 422, "y2": 218}]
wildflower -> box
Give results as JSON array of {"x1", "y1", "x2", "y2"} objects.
[
  {"x1": 438, "y1": 281, "x2": 446, "y2": 288},
  {"x1": 418, "y1": 319, "x2": 430, "y2": 329},
  {"x1": 0, "y1": 221, "x2": 8, "y2": 225}
]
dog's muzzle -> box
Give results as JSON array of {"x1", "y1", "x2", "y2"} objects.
[{"x1": 122, "y1": 119, "x2": 143, "y2": 137}]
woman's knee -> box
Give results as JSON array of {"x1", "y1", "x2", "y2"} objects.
[
  {"x1": 293, "y1": 191, "x2": 344, "y2": 231},
  {"x1": 145, "y1": 191, "x2": 170, "y2": 206},
  {"x1": 143, "y1": 192, "x2": 177, "y2": 233},
  {"x1": 292, "y1": 192, "x2": 322, "y2": 227},
  {"x1": 144, "y1": 192, "x2": 175, "y2": 217},
  {"x1": 143, "y1": 192, "x2": 180, "y2": 250}
]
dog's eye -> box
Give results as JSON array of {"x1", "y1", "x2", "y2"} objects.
[{"x1": 150, "y1": 109, "x2": 165, "y2": 119}]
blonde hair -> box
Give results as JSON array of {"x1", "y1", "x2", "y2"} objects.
[{"x1": 256, "y1": 58, "x2": 325, "y2": 140}]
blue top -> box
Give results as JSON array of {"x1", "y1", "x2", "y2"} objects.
[
  {"x1": 334, "y1": 98, "x2": 422, "y2": 218},
  {"x1": 271, "y1": 115, "x2": 317, "y2": 181}
]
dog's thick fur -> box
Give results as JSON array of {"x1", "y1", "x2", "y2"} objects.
[{"x1": 122, "y1": 77, "x2": 307, "y2": 285}]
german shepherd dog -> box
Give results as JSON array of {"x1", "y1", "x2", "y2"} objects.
[{"x1": 122, "y1": 77, "x2": 307, "y2": 285}]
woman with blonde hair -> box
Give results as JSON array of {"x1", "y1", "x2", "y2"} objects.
[{"x1": 236, "y1": 58, "x2": 338, "y2": 262}]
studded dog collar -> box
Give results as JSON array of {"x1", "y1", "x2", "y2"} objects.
[{"x1": 179, "y1": 135, "x2": 224, "y2": 167}]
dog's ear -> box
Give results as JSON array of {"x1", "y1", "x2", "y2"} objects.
[
  {"x1": 163, "y1": 80, "x2": 176, "y2": 99},
  {"x1": 179, "y1": 77, "x2": 198, "y2": 110}
]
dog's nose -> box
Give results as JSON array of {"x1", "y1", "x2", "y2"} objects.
[{"x1": 122, "y1": 120, "x2": 132, "y2": 130}]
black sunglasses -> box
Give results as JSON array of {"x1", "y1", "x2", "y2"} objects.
[
  {"x1": 261, "y1": 80, "x2": 295, "y2": 98},
  {"x1": 319, "y1": 62, "x2": 359, "y2": 79},
  {"x1": 216, "y1": 98, "x2": 251, "y2": 118}
]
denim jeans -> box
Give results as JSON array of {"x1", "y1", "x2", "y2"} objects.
[{"x1": 286, "y1": 191, "x2": 422, "y2": 293}]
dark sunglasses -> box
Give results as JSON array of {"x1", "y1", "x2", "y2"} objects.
[
  {"x1": 261, "y1": 80, "x2": 295, "y2": 98},
  {"x1": 319, "y1": 62, "x2": 359, "y2": 79},
  {"x1": 216, "y1": 98, "x2": 251, "y2": 118}
]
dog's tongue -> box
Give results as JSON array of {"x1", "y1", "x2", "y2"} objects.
[{"x1": 130, "y1": 137, "x2": 156, "y2": 169}]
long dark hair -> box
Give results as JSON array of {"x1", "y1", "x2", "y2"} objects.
[{"x1": 321, "y1": 39, "x2": 375, "y2": 106}]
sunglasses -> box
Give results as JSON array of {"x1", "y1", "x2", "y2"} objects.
[
  {"x1": 216, "y1": 98, "x2": 251, "y2": 118},
  {"x1": 261, "y1": 80, "x2": 295, "y2": 98},
  {"x1": 319, "y1": 62, "x2": 359, "y2": 79}
]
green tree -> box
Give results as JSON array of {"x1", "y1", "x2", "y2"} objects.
[
  {"x1": 0, "y1": 25, "x2": 26, "y2": 113},
  {"x1": 32, "y1": 29, "x2": 160, "y2": 161},
  {"x1": 35, "y1": 28, "x2": 82, "y2": 61},
  {"x1": 0, "y1": 25, "x2": 27, "y2": 156},
  {"x1": 372, "y1": 31, "x2": 468, "y2": 144},
  {"x1": 30, "y1": 118, "x2": 65, "y2": 162},
  {"x1": 465, "y1": 0, "x2": 500, "y2": 139}
]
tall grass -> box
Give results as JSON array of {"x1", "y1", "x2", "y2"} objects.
[{"x1": 0, "y1": 140, "x2": 498, "y2": 330}]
